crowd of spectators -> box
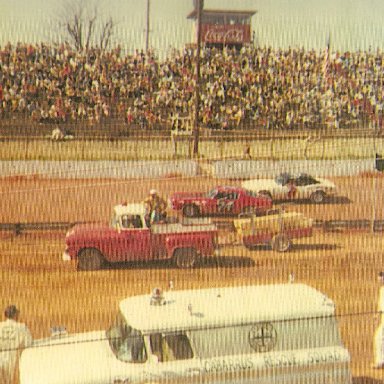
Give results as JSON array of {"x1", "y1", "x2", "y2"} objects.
[{"x1": 0, "y1": 41, "x2": 383, "y2": 131}]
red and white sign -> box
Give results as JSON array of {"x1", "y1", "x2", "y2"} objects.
[{"x1": 201, "y1": 24, "x2": 251, "y2": 44}]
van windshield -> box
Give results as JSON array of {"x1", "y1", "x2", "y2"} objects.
[{"x1": 106, "y1": 313, "x2": 147, "y2": 363}]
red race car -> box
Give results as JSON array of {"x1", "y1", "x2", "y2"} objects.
[{"x1": 169, "y1": 186, "x2": 273, "y2": 217}]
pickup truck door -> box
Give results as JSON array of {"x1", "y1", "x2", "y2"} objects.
[
  {"x1": 113, "y1": 216, "x2": 152, "y2": 261},
  {"x1": 114, "y1": 226, "x2": 152, "y2": 262}
]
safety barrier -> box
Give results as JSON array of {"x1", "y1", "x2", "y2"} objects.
[
  {"x1": 0, "y1": 160, "x2": 200, "y2": 179},
  {"x1": 1, "y1": 219, "x2": 384, "y2": 235},
  {"x1": 211, "y1": 159, "x2": 375, "y2": 178}
]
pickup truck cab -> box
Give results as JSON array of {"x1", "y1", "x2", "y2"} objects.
[
  {"x1": 63, "y1": 203, "x2": 218, "y2": 270},
  {"x1": 19, "y1": 283, "x2": 352, "y2": 384}
]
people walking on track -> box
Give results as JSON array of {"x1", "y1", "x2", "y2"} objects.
[
  {"x1": 373, "y1": 272, "x2": 384, "y2": 369},
  {"x1": 0, "y1": 305, "x2": 32, "y2": 384}
]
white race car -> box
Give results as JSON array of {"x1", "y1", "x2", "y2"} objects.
[{"x1": 242, "y1": 173, "x2": 336, "y2": 203}]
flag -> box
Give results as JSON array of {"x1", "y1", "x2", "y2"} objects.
[{"x1": 322, "y1": 35, "x2": 330, "y2": 82}]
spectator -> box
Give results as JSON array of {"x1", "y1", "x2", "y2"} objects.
[
  {"x1": 0, "y1": 305, "x2": 32, "y2": 384},
  {"x1": 51, "y1": 126, "x2": 65, "y2": 141},
  {"x1": 0, "y1": 42, "x2": 383, "y2": 131}
]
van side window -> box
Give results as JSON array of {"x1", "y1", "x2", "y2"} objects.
[{"x1": 150, "y1": 333, "x2": 193, "y2": 362}]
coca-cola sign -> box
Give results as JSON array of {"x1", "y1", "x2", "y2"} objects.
[{"x1": 201, "y1": 24, "x2": 250, "y2": 44}]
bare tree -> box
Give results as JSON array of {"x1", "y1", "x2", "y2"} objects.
[{"x1": 57, "y1": 0, "x2": 115, "y2": 51}]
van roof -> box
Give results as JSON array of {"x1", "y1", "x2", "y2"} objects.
[{"x1": 119, "y1": 283, "x2": 335, "y2": 334}]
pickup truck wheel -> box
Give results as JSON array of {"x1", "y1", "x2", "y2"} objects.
[
  {"x1": 310, "y1": 190, "x2": 325, "y2": 204},
  {"x1": 271, "y1": 234, "x2": 291, "y2": 252},
  {"x1": 182, "y1": 204, "x2": 199, "y2": 218},
  {"x1": 174, "y1": 248, "x2": 197, "y2": 269},
  {"x1": 77, "y1": 248, "x2": 105, "y2": 271}
]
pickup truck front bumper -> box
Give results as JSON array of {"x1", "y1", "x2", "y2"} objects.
[{"x1": 62, "y1": 251, "x2": 71, "y2": 261}]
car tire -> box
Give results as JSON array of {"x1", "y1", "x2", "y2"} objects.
[
  {"x1": 182, "y1": 204, "x2": 199, "y2": 218},
  {"x1": 271, "y1": 234, "x2": 291, "y2": 252},
  {"x1": 77, "y1": 248, "x2": 105, "y2": 271},
  {"x1": 310, "y1": 191, "x2": 325, "y2": 204},
  {"x1": 174, "y1": 248, "x2": 197, "y2": 269}
]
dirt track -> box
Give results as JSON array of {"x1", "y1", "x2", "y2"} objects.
[{"x1": 1, "y1": 174, "x2": 384, "y2": 383}]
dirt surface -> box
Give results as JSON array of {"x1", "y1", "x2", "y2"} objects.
[{"x1": 1, "y1": 173, "x2": 384, "y2": 383}]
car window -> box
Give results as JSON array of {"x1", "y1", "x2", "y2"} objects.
[
  {"x1": 207, "y1": 189, "x2": 217, "y2": 198},
  {"x1": 107, "y1": 314, "x2": 147, "y2": 363},
  {"x1": 226, "y1": 192, "x2": 238, "y2": 200},
  {"x1": 296, "y1": 174, "x2": 318, "y2": 186},
  {"x1": 215, "y1": 191, "x2": 227, "y2": 199},
  {"x1": 275, "y1": 173, "x2": 291, "y2": 185},
  {"x1": 150, "y1": 333, "x2": 193, "y2": 362}
]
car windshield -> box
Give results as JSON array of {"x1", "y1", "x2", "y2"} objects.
[
  {"x1": 296, "y1": 173, "x2": 319, "y2": 186},
  {"x1": 106, "y1": 312, "x2": 147, "y2": 363},
  {"x1": 206, "y1": 189, "x2": 217, "y2": 198},
  {"x1": 275, "y1": 173, "x2": 292, "y2": 185}
]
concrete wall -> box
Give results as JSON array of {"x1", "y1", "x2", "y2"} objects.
[
  {"x1": 0, "y1": 160, "x2": 199, "y2": 179},
  {"x1": 212, "y1": 159, "x2": 375, "y2": 179},
  {"x1": 0, "y1": 159, "x2": 375, "y2": 179}
]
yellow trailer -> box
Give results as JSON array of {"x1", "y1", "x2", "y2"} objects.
[{"x1": 234, "y1": 209, "x2": 313, "y2": 252}]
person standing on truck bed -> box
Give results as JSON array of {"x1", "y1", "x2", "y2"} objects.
[
  {"x1": 143, "y1": 189, "x2": 167, "y2": 225},
  {"x1": 0, "y1": 305, "x2": 32, "y2": 384}
]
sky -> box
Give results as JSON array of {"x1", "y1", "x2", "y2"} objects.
[{"x1": 0, "y1": 0, "x2": 383, "y2": 58}]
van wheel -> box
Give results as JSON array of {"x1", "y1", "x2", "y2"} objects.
[
  {"x1": 182, "y1": 204, "x2": 199, "y2": 218},
  {"x1": 78, "y1": 248, "x2": 105, "y2": 271},
  {"x1": 271, "y1": 234, "x2": 291, "y2": 252},
  {"x1": 174, "y1": 248, "x2": 197, "y2": 268},
  {"x1": 310, "y1": 191, "x2": 325, "y2": 204}
]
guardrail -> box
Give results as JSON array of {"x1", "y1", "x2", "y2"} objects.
[
  {"x1": 1, "y1": 219, "x2": 384, "y2": 235},
  {"x1": 0, "y1": 222, "x2": 83, "y2": 235}
]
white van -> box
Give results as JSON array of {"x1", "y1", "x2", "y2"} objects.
[{"x1": 19, "y1": 283, "x2": 352, "y2": 384}]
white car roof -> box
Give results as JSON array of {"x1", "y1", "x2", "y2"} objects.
[
  {"x1": 113, "y1": 203, "x2": 146, "y2": 217},
  {"x1": 119, "y1": 283, "x2": 335, "y2": 334}
]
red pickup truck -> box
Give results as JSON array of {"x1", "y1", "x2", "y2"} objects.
[
  {"x1": 63, "y1": 203, "x2": 218, "y2": 271},
  {"x1": 169, "y1": 186, "x2": 272, "y2": 217}
]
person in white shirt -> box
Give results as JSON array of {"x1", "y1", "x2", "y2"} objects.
[
  {"x1": 374, "y1": 272, "x2": 384, "y2": 368},
  {"x1": 0, "y1": 305, "x2": 32, "y2": 383}
]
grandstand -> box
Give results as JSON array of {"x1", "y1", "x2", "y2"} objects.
[{"x1": 0, "y1": 43, "x2": 383, "y2": 138}]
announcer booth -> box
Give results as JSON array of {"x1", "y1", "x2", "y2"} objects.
[{"x1": 187, "y1": 2, "x2": 257, "y2": 49}]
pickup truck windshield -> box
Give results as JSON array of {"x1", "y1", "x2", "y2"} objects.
[{"x1": 106, "y1": 313, "x2": 147, "y2": 363}]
